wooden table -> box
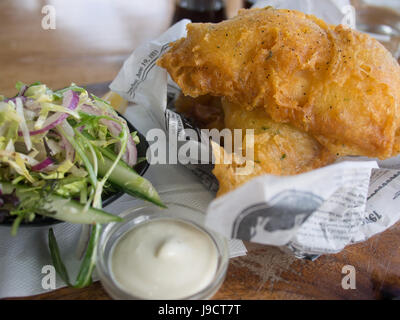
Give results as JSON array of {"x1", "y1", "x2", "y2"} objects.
[{"x1": 2, "y1": 0, "x2": 400, "y2": 300}]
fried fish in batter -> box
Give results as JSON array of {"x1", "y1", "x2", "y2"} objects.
[
  {"x1": 212, "y1": 100, "x2": 335, "y2": 196},
  {"x1": 158, "y1": 7, "x2": 400, "y2": 159},
  {"x1": 222, "y1": 99, "x2": 335, "y2": 174}
]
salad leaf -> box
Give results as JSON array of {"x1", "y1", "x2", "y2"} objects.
[
  {"x1": 15, "y1": 81, "x2": 26, "y2": 93},
  {"x1": 0, "y1": 81, "x2": 164, "y2": 288}
]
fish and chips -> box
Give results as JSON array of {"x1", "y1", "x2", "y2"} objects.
[{"x1": 157, "y1": 7, "x2": 400, "y2": 195}]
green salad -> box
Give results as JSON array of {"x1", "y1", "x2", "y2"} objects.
[{"x1": 0, "y1": 81, "x2": 164, "y2": 287}]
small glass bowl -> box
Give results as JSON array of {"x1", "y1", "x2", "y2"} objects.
[{"x1": 97, "y1": 202, "x2": 229, "y2": 300}]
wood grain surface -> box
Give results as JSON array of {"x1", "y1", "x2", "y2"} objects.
[
  {"x1": 9, "y1": 226, "x2": 400, "y2": 300},
  {"x1": 1, "y1": 0, "x2": 400, "y2": 300}
]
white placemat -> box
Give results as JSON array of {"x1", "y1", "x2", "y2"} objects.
[{"x1": 0, "y1": 104, "x2": 246, "y2": 298}]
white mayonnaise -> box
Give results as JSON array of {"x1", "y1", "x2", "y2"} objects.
[{"x1": 111, "y1": 218, "x2": 218, "y2": 299}]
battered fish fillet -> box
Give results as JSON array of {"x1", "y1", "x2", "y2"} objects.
[
  {"x1": 211, "y1": 141, "x2": 265, "y2": 197},
  {"x1": 158, "y1": 7, "x2": 400, "y2": 159},
  {"x1": 212, "y1": 100, "x2": 335, "y2": 196}
]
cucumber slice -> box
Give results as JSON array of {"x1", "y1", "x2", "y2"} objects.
[
  {"x1": 95, "y1": 148, "x2": 166, "y2": 208},
  {"x1": 1, "y1": 182, "x2": 122, "y2": 224}
]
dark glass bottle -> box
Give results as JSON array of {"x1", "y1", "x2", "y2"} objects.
[
  {"x1": 172, "y1": 0, "x2": 227, "y2": 24},
  {"x1": 244, "y1": 0, "x2": 257, "y2": 9}
]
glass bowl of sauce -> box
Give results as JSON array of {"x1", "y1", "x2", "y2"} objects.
[{"x1": 97, "y1": 202, "x2": 229, "y2": 300}]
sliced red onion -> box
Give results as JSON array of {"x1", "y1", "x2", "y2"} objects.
[
  {"x1": 103, "y1": 109, "x2": 137, "y2": 166},
  {"x1": 80, "y1": 104, "x2": 100, "y2": 115},
  {"x1": 18, "y1": 90, "x2": 79, "y2": 136},
  {"x1": 26, "y1": 112, "x2": 68, "y2": 136},
  {"x1": 31, "y1": 157, "x2": 54, "y2": 171},
  {"x1": 102, "y1": 117, "x2": 137, "y2": 166},
  {"x1": 126, "y1": 133, "x2": 138, "y2": 167}
]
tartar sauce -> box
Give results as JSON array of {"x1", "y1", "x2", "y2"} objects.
[{"x1": 111, "y1": 218, "x2": 218, "y2": 299}]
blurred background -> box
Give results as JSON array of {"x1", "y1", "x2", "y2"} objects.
[{"x1": 0, "y1": 0, "x2": 399, "y2": 97}]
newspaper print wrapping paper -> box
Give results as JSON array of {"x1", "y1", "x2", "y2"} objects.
[{"x1": 110, "y1": 0, "x2": 400, "y2": 258}]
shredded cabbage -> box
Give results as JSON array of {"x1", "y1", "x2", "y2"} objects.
[
  {"x1": 15, "y1": 98, "x2": 32, "y2": 151},
  {"x1": 0, "y1": 81, "x2": 143, "y2": 291},
  {"x1": 0, "y1": 82, "x2": 135, "y2": 210}
]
